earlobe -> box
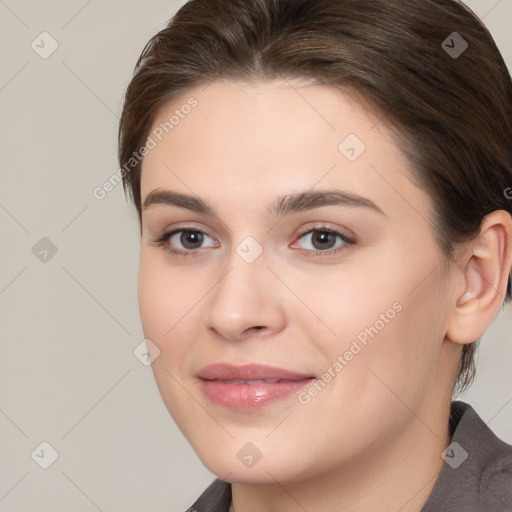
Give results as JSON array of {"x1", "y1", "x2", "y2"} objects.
[{"x1": 446, "y1": 210, "x2": 512, "y2": 345}]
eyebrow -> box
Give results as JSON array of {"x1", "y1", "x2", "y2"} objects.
[{"x1": 142, "y1": 188, "x2": 386, "y2": 217}]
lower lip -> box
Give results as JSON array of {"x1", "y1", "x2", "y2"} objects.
[{"x1": 199, "y1": 379, "x2": 314, "y2": 409}]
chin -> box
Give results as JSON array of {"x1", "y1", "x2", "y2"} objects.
[{"x1": 193, "y1": 440, "x2": 313, "y2": 485}]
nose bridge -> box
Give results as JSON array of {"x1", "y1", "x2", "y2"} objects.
[{"x1": 205, "y1": 243, "x2": 286, "y2": 340}]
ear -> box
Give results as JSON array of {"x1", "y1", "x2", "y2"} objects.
[{"x1": 446, "y1": 210, "x2": 512, "y2": 345}]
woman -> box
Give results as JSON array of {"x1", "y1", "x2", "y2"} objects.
[{"x1": 118, "y1": 0, "x2": 512, "y2": 510}]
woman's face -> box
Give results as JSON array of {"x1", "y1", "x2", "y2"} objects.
[{"x1": 138, "y1": 79, "x2": 460, "y2": 483}]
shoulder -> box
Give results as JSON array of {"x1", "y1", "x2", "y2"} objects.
[
  {"x1": 482, "y1": 453, "x2": 512, "y2": 511},
  {"x1": 422, "y1": 401, "x2": 512, "y2": 512},
  {"x1": 186, "y1": 478, "x2": 231, "y2": 512},
  {"x1": 476, "y1": 409, "x2": 512, "y2": 512}
]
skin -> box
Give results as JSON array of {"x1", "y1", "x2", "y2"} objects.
[{"x1": 137, "y1": 79, "x2": 512, "y2": 511}]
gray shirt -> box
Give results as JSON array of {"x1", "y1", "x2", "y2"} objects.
[{"x1": 186, "y1": 401, "x2": 512, "y2": 511}]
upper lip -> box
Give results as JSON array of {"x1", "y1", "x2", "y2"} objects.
[{"x1": 197, "y1": 363, "x2": 314, "y2": 381}]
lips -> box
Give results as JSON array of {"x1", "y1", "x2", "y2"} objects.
[
  {"x1": 197, "y1": 363, "x2": 315, "y2": 409},
  {"x1": 214, "y1": 379, "x2": 295, "y2": 384},
  {"x1": 197, "y1": 363, "x2": 313, "y2": 381}
]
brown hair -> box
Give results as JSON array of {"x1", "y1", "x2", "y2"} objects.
[{"x1": 118, "y1": 0, "x2": 512, "y2": 394}]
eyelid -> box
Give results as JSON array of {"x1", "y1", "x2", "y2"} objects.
[
  {"x1": 150, "y1": 224, "x2": 218, "y2": 253},
  {"x1": 151, "y1": 222, "x2": 356, "y2": 257},
  {"x1": 290, "y1": 224, "x2": 356, "y2": 255},
  {"x1": 293, "y1": 223, "x2": 356, "y2": 243}
]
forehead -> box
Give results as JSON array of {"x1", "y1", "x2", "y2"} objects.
[
  {"x1": 142, "y1": 79, "x2": 380, "y2": 171},
  {"x1": 139, "y1": 79, "x2": 430, "y2": 220}
]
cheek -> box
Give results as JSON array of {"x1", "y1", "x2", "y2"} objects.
[
  {"x1": 293, "y1": 278, "x2": 448, "y2": 464},
  {"x1": 137, "y1": 253, "x2": 204, "y2": 357},
  {"x1": 137, "y1": 259, "x2": 172, "y2": 339},
  {"x1": 307, "y1": 254, "x2": 448, "y2": 403},
  {"x1": 137, "y1": 255, "x2": 205, "y2": 421},
  {"x1": 343, "y1": 274, "x2": 449, "y2": 410}
]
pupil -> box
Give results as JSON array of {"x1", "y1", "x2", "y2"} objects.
[
  {"x1": 182, "y1": 230, "x2": 203, "y2": 249},
  {"x1": 314, "y1": 231, "x2": 334, "y2": 249}
]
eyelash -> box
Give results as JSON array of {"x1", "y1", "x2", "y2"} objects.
[{"x1": 151, "y1": 224, "x2": 356, "y2": 258}]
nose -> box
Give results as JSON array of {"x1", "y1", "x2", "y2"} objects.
[{"x1": 204, "y1": 252, "x2": 287, "y2": 342}]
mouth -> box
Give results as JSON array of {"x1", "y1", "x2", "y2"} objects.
[
  {"x1": 196, "y1": 363, "x2": 316, "y2": 409},
  {"x1": 212, "y1": 379, "x2": 304, "y2": 384}
]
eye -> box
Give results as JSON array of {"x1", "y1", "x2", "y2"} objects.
[
  {"x1": 292, "y1": 226, "x2": 355, "y2": 255},
  {"x1": 152, "y1": 226, "x2": 218, "y2": 256},
  {"x1": 151, "y1": 224, "x2": 355, "y2": 258}
]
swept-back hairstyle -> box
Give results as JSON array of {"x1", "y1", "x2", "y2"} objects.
[{"x1": 118, "y1": 0, "x2": 512, "y2": 394}]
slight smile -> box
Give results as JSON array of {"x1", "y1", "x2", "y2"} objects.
[{"x1": 197, "y1": 363, "x2": 316, "y2": 410}]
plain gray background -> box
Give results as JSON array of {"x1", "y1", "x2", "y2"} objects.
[{"x1": 1, "y1": 1, "x2": 511, "y2": 511}]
